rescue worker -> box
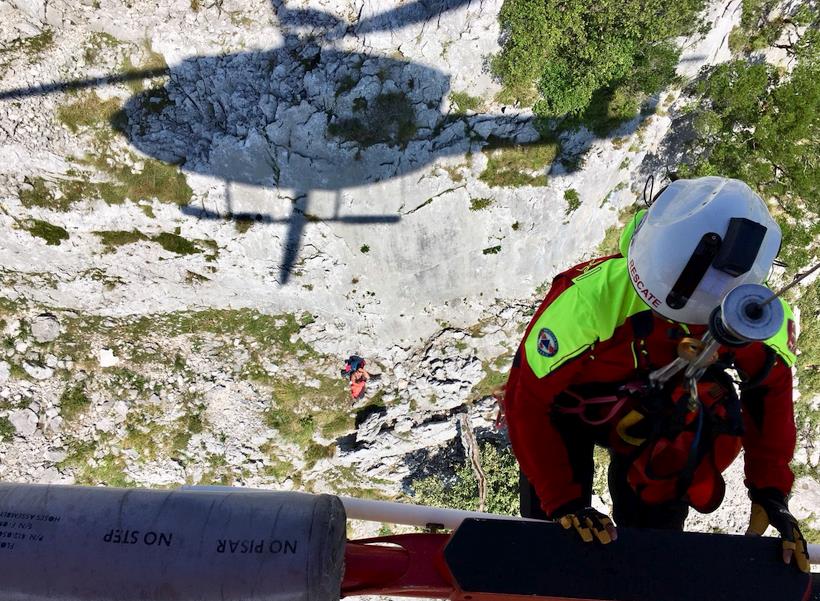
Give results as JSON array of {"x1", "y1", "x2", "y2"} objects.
[{"x1": 504, "y1": 176, "x2": 809, "y2": 572}]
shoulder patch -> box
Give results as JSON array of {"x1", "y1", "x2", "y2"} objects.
[
  {"x1": 524, "y1": 256, "x2": 651, "y2": 378},
  {"x1": 536, "y1": 328, "x2": 559, "y2": 357}
]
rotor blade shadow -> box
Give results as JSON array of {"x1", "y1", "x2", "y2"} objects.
[
  {"x1": 180, "y1": 205, "x2": 401, "y2": 224},
  {"x1": 0, "y1": 68, "x2": 169, "y2": 101}
]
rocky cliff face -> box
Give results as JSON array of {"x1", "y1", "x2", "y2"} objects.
[{"x1": 0, "y1": 0, "x2": 817, "y2": 544}]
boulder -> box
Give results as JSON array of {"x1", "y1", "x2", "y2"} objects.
[
  {"x1": 9, "y1": 409, "x2": 37, "y2": 437},
  {"x1": 30, "y1": 314, "x2": 60, "y2": 343}
]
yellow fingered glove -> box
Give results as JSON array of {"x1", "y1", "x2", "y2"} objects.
[
  {"x1": 555, "y1": 504, "x2": 617, "y2": 545},
  {"x1": 746, "y1": 487, "x2": 810, "y2": 573}
]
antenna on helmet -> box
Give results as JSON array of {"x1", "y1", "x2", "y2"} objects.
[{"x1": 643, "y1": 175, "x2": 655, "y2": 207}]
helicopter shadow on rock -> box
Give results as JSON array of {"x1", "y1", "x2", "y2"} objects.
[
  {"x1": 113, "y1": 0, "x2": 548, "y2": 284},
  {"x1": 0, "y1": 0, "x2": 641, "y2": 284}
]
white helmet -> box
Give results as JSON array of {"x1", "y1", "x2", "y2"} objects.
[{"x1": 627, "y1": 176, "x2": 781, "y2": 325}]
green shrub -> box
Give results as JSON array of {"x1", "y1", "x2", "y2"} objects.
[
  {"x1": 60, "y1": 382, "x2": 90, "y2": 421},
  {"x1": 681, "y1": 57, "x2": 819, "y2": 272},
  {"x1": 681, "y1": 33, "x2": 819, "y2": 400},
  {"x1": 493, "y1": 0, "x2": 703, "y2": 124},
  {"x1": 564, "y1": 188, "x2": 581, "y2": 214},
  {"x1": 469, "y1": 198, "x2": 493, "y2": 211},
  {"x1": 411, "y1": 443, "x2": 519, "y2": 515}
]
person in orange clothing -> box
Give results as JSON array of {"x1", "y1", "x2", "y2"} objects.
[
  {"x1": 350, "y1": 362, "x2": 370, "y2": 400},
  {"x1": 503, "y1": 176, "x2": 809, "y2": 572},
  {"x1": 342, "y1": 355, "x2": 369, "y2": 400}
]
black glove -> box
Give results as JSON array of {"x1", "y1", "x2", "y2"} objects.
[
  {"x1": 553, "y1": 500, "x2": 617, "y2": 545},
  {"x1": 746, "y1": 487, "x2": 810, "y2": 573}
]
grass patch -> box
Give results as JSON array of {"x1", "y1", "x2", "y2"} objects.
[
  {"x1": 57, "y1": 93, "x2": 122, "y2": 133},
  {"x1": 140, "y1": 86, "x2": 174, "y2": 114},
  {"x1": 57, "y1": 89, "x2": 191, "y2": 209},
  {"x1": 153, "y1": 232, "x2": 200, "y2": 255},
  {"x1": 323, "y1": 465, "x2": 392, "y2": 499},
  {"x1": 263, "y1": 373, "x2": 351, "y2": 446},
  {"x1": 471, "y1": 357, "x2": 510, "y2": 400},
  {"x1": 94, "y1": 230, "x2": 202, "y2": 255},
  {"x1": 328, "y1": 92, "x2": 417, "y2": 148},
  {"x1": 89, "y1": 156, "x2": 193, "y2": 206},
  {"x1": 469, "y1": 197, "x2": 493, "y2": 211},
  {"x1": 18, "y1": 177, "x2": 69, "y2": 212},
  {"x1": 19, "y1": 175, "x2": 141, "y2": 211},
  {"x1": 261, "y1": 449, "x2": 296, "y2": 482},
  {"x1": 59, "y1": 382, "x2": 90, "y2": 421},
  {"x1": 0, "y1": 416, "x2": 14, "y2": 441},
  {"x1": 121, "y1": 46, "x2": 168, "y2": 94},
  {"x1": 58, "y1": 437, "x2": 131, "y2": 487},
  {"x1": 25, "y1": 219, "x2": 69, "y2": 246},
  {"x1": 83, "y1": 32, "x2": 119, "y2": 65},
  {"x1": 799, "y1": 521, "x2": 820, "y2": 545},
  {"x1": 479, "y1": 139, "x2": 558, "y2": 188},
  {"x1": 451, "y1": 91, "x2": 484, "y2": 114},
  {"x1": 94, "y1": 230, "x2": 148, "y2": 251},
  {"x1": 564, "y1": 188, "x2": 581, "y2": 215},
  {"x1": 304, "y1": 442, "x2": 335, "y2": 469},
  {"x1": 197, "y1": 453, "x2": 235, "y2": 486},
  {"x1": 123, "y1": 402, "x2": 205, "y2": 462},
  {"x1": 1, "y1": 28, "x2": 55, "y2": 60},
  {"x1": 440, "y1": 163, "x2": 468, "y2": 183}
]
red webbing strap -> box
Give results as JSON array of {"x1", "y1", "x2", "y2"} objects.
[{"x1": 341, "y1": 533, "x2": 454, "y2": 598}]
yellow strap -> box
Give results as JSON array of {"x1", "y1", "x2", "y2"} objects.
[{"x1": 616, "y1": 410, "x2": 647, "y2": 446}]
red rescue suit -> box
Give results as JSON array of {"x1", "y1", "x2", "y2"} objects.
[{"x1": 504, "y1": 255, "x2": 797, "y2": 518}]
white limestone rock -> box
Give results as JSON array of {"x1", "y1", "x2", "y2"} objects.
[
  {"x1": 9, "y1": 409, "x2": 38, "y2": 437},
  {"x1": 98, "y1": 348, "x2": 120, "y2": 368},
  {"x1": 30, "y1": 314, "x2": 60, "y2": 343},
  {"x1": 23, "y1": 362, "x2": 53, "y2": 380}
]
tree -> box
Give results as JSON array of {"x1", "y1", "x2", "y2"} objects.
[{"x1": 493, "y1": 0, "x2": 705, "y2": 125}]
